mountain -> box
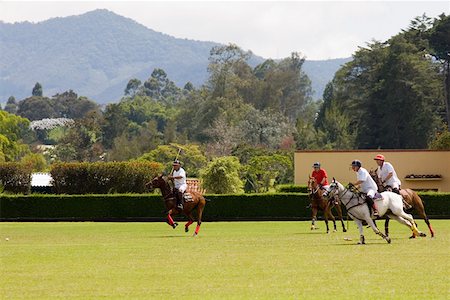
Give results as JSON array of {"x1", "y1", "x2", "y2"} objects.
[{"x1": 0, "y1": 9, "x2": 350, "y2": 104}]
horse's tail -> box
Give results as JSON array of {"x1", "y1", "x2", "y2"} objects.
[{"x1": 204, "y1": 198, "x2": 211, "y2": 203}]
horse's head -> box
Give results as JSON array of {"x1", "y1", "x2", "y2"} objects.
[
  {"x1": 147, "y1": 174, "x2": 168, "y2": 190},
  {"x1": 327, "y1": 178, "x2": 342, "y2": 198},
  {"x1": 307, "y1": 177, "x2": 318, "y2": 191}
]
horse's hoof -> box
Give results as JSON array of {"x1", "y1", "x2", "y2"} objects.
[
  {"x1": 419, "y1": 232, "x2": 427, "y2": 237},
  {"x1": 185, "y1": 227, "x2": 189, "y2": 233},
  {"x1": 343, "y1": 229, "x2": 347, "y2": 232},
  {"x1": 358, "y1": 241, "x2": 365, "y2": 245},
  {"x1": 409, "y1": 235, "x2": 416, "y2": 239},
  {"x1": 333, "y1": 229, "x2": 337, "y2": 233},
  {"x1": 172, "y1": 222, "x2": 178, "y2": 229},
  {"x1": 192, "y1": 233, "x2": 198, "y2": 237},
  {"x1": 385, "y1": 237, "x2": 391, "y2": 244}
]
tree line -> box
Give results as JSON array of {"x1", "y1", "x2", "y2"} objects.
[{"x1": 1, "y1": 14, "x2": 449, "y2": 192}]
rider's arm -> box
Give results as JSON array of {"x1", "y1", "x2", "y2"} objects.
[
  {"x1": 354, "y1": 180, "x2": 363, "y2": 186},
  {"x1": 383, "y1": 172, "x2": 393, "y2": 183}
]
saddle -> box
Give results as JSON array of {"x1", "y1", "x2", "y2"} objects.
[{"x1": 183, "y1": 192, "x2": 194, "y2": 203}]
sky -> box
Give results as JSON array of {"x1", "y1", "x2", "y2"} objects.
[{"x1": 0, "y1": 1, "x2": 449, "y2": 60}]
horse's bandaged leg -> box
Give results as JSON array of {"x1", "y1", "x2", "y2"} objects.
[{"x1": 167, "y1": 214, "x2": 175, "y2": 226}]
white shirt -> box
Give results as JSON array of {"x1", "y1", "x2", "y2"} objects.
[
  {"x1": 173, "y1": 168, "x2": 187, "y2": 189},
  {"x1": 356, "y1": 167, "x2": 378, "y2": 193},
  {"x1": 377, "y1": 162, "x2": 401, "y2": 188}
]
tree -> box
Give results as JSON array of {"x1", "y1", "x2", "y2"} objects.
[
  {"x1": 138, "y1": 143, "x2": 207, "y2": 177},
  {"x1": 4, "y1": 96, "x2": 18, "y2": 114},
  {"x1": 124, "y1": 78, "x2": 142, "y2": 97},
  {"x1": 32, "y1": 82, "x2": 43, "y2": 97},
  {"x1": 429, "y1": 14, "x2": 450, "y2": 130},
  {"x1": 324, "y1": 32, "x2": 445, "y2": 149},
  {"x1": 200, "y1": 156, "x2": 243, "y2": 194},
  {"x1": 429, "y1": 129, "x2": 450, "y2": 150},
  {"x1": 245, "y1": 154, "x2": 292, "y2": 192},
  {"x1": 0, "y1": 111, "x2": 31, "y2": 161}
]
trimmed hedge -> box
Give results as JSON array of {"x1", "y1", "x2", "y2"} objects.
[
  {"x1": 1, "y1": 192, "x2": 449, "y2": 221},
  {"x1": 50, "y1": 161, "x2": 163, "y2": 194},
  {"x1": 0, "y1": 163, "x2": 32, "y2": 194},
  {"x1": 276, "y1": 184, "x2": 308, "y2": 193}
]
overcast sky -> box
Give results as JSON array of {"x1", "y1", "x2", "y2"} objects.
[{"x1": 1, "y1": 1, "x2": 449, "y2": 60}]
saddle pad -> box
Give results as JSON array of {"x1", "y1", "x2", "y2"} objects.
[
  {"x1": 373, "y1": 192, "x2": 383, "y2": 200},
  {"x1": 183, "y1": 193, "x2": 194, "y2": 203}
]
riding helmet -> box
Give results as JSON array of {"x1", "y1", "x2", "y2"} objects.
[
  {"x1": 312, "y1": 162, "x2": 321, "y2": 168},
  {"x1": 374, "y1": 154, "x2": 385, "y2": 161},
  {"x1": 351, "y1": 160, "x2": 362, "y2": 167}
]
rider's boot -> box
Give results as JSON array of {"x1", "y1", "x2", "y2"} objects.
[
  {"x1": 372, "y1": 202, "x2": 379, "y2": 216},
  {"x1": 176, "y1": 191, "x2": 183, "y2": 210}
]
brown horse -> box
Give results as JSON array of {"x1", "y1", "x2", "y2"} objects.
[
  {"x1": 307, "y1": 177, "x2": 347, "y2": 233},
  {"x1": 369, "y1": 170, "x2": 434, "y2": 238},
  {"x1": 147, "y1": 175, "x2": 207, "y2": 236}
]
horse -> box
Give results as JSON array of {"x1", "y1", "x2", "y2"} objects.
[
  {"x1": 147, "y1": 175, "x2": 207, "y2": 236},
  {"x1": 307, "y1": 177, "x2": 347, "y2": 233},
  {"x1": 328, "y1": 179, "x2": 422, "y2": 244},
  {"x1": 369, "y1": 170, "x2": 434, "y2": 238}
]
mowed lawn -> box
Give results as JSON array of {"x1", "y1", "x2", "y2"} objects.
[{"x1": 1, "y1": 220, "x2": 449, "y2": 299}]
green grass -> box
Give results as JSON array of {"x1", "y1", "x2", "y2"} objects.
[{"x1": 0, "y1": 221, "x2": 449, "y2": 299}]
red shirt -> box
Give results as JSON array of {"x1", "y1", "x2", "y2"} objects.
[{"x1": 311, "y1": 169, "x2": 329, "y2": 186}]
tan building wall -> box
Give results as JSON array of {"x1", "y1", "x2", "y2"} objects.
[{"x1": 295, "y1": 150, "x2": 450, "y2": 192}]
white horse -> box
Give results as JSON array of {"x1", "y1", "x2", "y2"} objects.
[{"x1": 328, "y1": 179, "x2": 421, "y2": 244}]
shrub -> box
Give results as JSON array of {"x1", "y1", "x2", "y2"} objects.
[
  {"x1": 50, "y1": 161, "x2": 163, "y2": 194},
  {"x1": 0, "y1": 162, "x2": 32, "y2": 194},
  {"x1": 276, "y1": 184, "x2": 309, "y2": 193}
]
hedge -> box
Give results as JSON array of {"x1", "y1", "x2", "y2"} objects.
[
  {"x1": 1, "y1": 192, "x2": 449, "y2": 221},
  {"x1": 276, "y1": 184, "x2": 308, "y2": 193},
  {"x1": 50, "y1": 161, "x2": 163, "y2": 194},
  {"x1": 0, "y1": 163, "x2": 32, "y2": 194}
]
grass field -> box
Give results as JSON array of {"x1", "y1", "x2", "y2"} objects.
[{"x1": 1, "y1": 220, "x2": 449, "y2": 299}]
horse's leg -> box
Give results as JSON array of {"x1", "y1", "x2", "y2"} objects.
[
  {"x1": 365, "y1": 211, "x2": 391, "y2": 243},
  {"x1": 193, "y1": 199, "x2": 206, "y2": 236},
  {"x1": 354, "y1": 219, "x2": 365, "y2": 245},
  {"x1": 311, "y1": 207, "x2": 318, "y2": 230},
  {"x1": 185, "y1": 212, "x2": 194, "y2": 233},
  {"x1": 167, "y1": 209, "x2": 178, "y2": 229},
  {"x1": 384, "y1": 217, "x2": 390, "y2": 237},
  {"x1": 327, "y1": 205, "x2": 337, "y2": 232},
  {"x1": 323, "y1": 207, "x2": 330, "y2": 234},
  {"x1": 391, "y1": 206, "x2": 421, "y2": 238},
  {"x1": 412, "y1": 194, "x2": 434, "y2": 237},
  {"x1": 386, "y1": 213, "x2": 417, "y2": 239},
  {"x1": 335, "y1": 203, "x2": 347, "y2": 232}
]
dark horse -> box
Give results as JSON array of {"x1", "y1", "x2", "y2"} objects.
[
  {"x1": 147, "y1": 175, "x2": 207, "y2": 236},
  {"x1": 369, "y1": 170, "x2": 434, "y2": 238},
  {"x1": 307, "y1": 177, "x2": 347, "y2": 233}
]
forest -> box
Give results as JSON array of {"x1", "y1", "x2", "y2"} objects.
[{"x1": 1, "y1": 14, "x2": 449, "y2": 192}]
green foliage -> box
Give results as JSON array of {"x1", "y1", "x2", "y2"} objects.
[
  {"x1": 276, "y1": 184, "x2": 309, "y2": 193},
  {"x1": 245, "y1": 154, "x2": 292, "y2": 192},
  {"x1": 320, "y1": 32, "x2": 445, "y2": 149},
  {"x1": 17, "y1": 90, "x2": 99, "y2": 121},
  {"x1": 32, "y1": 82, "x2": 43, "y2": 97},
  {"x1": 138, "y1": 143, "x2": 207, "y2": 177},
  {"x1": 0, "y1": 162, "x2": 32, "y2": 194},
  {"x1": 0, "y1": 111, "x2": 31, "y2": 162},
  {"x1": 200, "y1": 156, "x2": 244, "y2": 194},
  {"x1": 52, "y1": 111, "x2": 104, "y2": 162},
  {"x1": 20, "y1": 153, "x2": 48, "y2": 172},
  {"x1": 428, "y1": 130, "x2": 450, "y2": 149},
  {"x1": 1, "y1": 192, "x2": 449, "y2": 220},
  {"x1": 4, "y1": 96, "x2": 17, "y2": 114},
  {"x1": 50, "y1": 161, "x2": 163, "y2": 194}
]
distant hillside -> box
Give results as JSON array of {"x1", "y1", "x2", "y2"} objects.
[{"x1": 0, "y1": 9, "x2": 350, "y2": 103}]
